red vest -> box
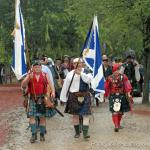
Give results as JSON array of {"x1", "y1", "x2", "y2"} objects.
[{"x1": 28, "y1": 72, "x2": 48, "y2": 95}]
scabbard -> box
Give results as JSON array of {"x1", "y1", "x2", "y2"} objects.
[{"x1": 53, "y1": 107, "x2": 64, "y2": 117}]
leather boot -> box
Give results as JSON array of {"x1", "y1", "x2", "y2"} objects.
[
  {"x1": 83, "y1": 125, "x2": 90, "y2": 139},
  {"x1": 74, "y1": 125, "x2": 80, "y2": 138}
]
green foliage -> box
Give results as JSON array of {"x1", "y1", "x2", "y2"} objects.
[{"x1": 0, "y1": 0, "x2": 149, "y2": 62}]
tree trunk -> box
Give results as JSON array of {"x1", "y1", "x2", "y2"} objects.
[{"x1": 142, "y1": 16, "x2": 150, "y2": 104}]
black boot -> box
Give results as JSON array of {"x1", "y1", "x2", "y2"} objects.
[
  {"x1": 83, "y1": 126, "x2": 90, "y2": 139},
  {"x1": 30, "y1": 134, "x2": 37, "y2": 143},
  {"x1": 114, "y1": 128, "x2": 119, "y2": 132},
  {"x1": 74, "y1": 125, "x2": 80, "y2": 138},
  {"x1": 40, "y1": 133, "x2": 45, "y2": 141}
]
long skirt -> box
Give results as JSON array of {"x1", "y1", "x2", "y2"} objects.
[
  {"x1": 64, "y1": 92, "x2": 92, "y2": 115},
  {"x1": 109, "y1": 94, "x2": 130, "y2": 113},
  {"x1": 28, "y1": 98, "x2": 56, "y2": 118}
]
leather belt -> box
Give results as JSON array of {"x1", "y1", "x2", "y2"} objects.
[
  {"x1": 30, "y1": 94, "x2": 44, "y2": 101},
  {"x1": 73, "y1": 92, "x2": 89, "y2": 97}
]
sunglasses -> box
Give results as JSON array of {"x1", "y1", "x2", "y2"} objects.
[{"x1": 103, "y1": 59, "x2": 108, "y2": 61}]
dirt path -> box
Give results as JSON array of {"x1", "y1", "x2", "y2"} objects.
[{"x1": 0, "y1": 86, "x2": 150, "y2": 150}]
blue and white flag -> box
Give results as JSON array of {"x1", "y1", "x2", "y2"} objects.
[
  {"x1": 82, "y1": 16, "x2": 105, "y2": 93},
  {"x1": 11, "y1": 0, "x2": 27, "y2": 80}
]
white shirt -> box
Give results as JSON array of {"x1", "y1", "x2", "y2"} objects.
[
  {"x1": 60, "y1": 69, "x2": 92, "y2": 102},
  {"x1": 42, "y1": 65, "x2": 54, "y2": 88}
]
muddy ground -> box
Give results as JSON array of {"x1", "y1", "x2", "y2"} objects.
[{"x1": 0, "y1": 85, "x2": 150, "y2": 150}]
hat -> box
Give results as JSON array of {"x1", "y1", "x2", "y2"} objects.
[
  {"x1": 73, "y1": 58, "x2": 84, "y2": 63},
  {"x1": 32, "y1": 60, "x2": 41, "y2": 66},
  {"x1": 112, "y1": 63, "x2": 120, "y2": 72},
  {"x1": 124, "y1": 49, "x2": 135, "y2": 59}
]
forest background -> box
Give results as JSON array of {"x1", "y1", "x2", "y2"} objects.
[{"x1": 0, "y1": 0, "x2": 149, "y2": 61}]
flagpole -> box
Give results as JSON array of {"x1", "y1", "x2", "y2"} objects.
[{"x1": 11, "y1": 0, "x2": 17, "y2": 36}]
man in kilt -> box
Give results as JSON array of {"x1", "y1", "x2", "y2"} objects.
[
  {"x1": 60, "y1": 58, "x2": 92, "y2": 139},
  {"x1": 21, "y1": 60, "x2": 56, "y2": 143},
  {"x1": 105, "y1": 63, "x2": 133, "y2": 132}
]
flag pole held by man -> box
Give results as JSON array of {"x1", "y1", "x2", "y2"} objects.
[{"x1": 60, "y1": 16, "x2": 105, "y2": 140}]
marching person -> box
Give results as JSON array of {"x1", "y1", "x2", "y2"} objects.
[
  {"x1": 105, "y1": 63, "x2": 133, "y2": 132},
  {"x1": 21, "y1": 60, "x2": 56, "y2": 143},
  {"x1": 41, "y1": 55, "x2": 61, "y2": 105},
  {"x1": 60, "y1": 55, "x2": 71, "y2": 80},
  {"x1": 102, "y1": 55, "x2": 112, "y2": 79},
  {"x1": 120, "y1": 51, "x2": 141, "y2": 97},
  {"x1": 60, "y1": 58, "x2": 92, "y2": 139},
  {"x1": 102, "y1": 54, "x2": 113, "y2": 103}
]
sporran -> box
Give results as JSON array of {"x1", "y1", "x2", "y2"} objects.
[{"x1": 113, "y1": 98, "x2": 121, "y2": 112}]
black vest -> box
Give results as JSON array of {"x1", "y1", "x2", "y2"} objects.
[{"x1": 79, "y1": 69, "x2": 90, "y2": 92}]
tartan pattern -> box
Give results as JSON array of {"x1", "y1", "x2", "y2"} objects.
[
  {"x1": 28, "y1": 98, "x2": 56, "y2": 118},
  {"x1": 109, "y1": 94, "x2": 130, "y2": 113},
  {"x1": 64, "y1": 92, "x2": 92, "y2": 115}
]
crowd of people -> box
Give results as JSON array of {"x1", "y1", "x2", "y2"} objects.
[{"x1": 21, "y1": 51, "x2": 144, "y2": 143}]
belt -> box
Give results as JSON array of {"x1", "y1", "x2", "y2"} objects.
[
  {"x1": 73, "y1": 92, "x2": 89, "y2": 97},
  {"x1": 30, "y1": 94, "x2": 44, "y2": 100},
  {"x1": 111, "y1": 92, "x2": 124, "y2": 96}
]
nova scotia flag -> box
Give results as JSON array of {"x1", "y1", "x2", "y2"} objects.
[
  {"x1": 82, "y1": 16, "x2": 105, "y2": 93},
  {"x1": 11, "y1": 0, "x2": 27, "y2": 80}
]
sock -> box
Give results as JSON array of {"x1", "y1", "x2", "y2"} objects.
[
  {"x1": 30, "y1": 124, "x2": 36, "y2": 134},
  {"x1": 40, "y1": 125, "x2": 46, "y2": 135},
  {"x1": 112, "y1": 114, "x2": 119, "y2": 128}
]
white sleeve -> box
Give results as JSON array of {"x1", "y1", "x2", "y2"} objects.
[
  {"x1": 80, "y1": 72, "x2": 92, "y2": 84},
  {"x1": 119, "y1": 66, "x2": 125, "y2": 74},
  {"x1": 60, "y1": 74, "x2": 70, "y2": 102},
  {"x1": 46, "y1": 67, "x2": 55, "y2": 88},
  {"x1": 135, "y1": 65, "x2": 141, "y2": 82}
]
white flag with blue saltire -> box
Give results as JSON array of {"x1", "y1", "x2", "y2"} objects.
[
  {"x1": 11, "y1": 0, "x2": 27, "y2": 80},
  {"x1": 82, "y1": 16, "x2": 105, "y2": 93}
]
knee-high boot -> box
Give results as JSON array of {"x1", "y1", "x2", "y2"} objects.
[
  {"x1": 83, "y1": 125, "x2": 90, "y2": 139},
  {"x1": 74, "y1": 125, "x2": 80, "y2": 138}
]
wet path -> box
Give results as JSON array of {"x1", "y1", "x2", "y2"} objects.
[
  {"x1": 0, "y1": 85, "x2": 150, "y2": 150},
  {"x1": 1, "y1": 103, "x2": 150, "y2": 150}
]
